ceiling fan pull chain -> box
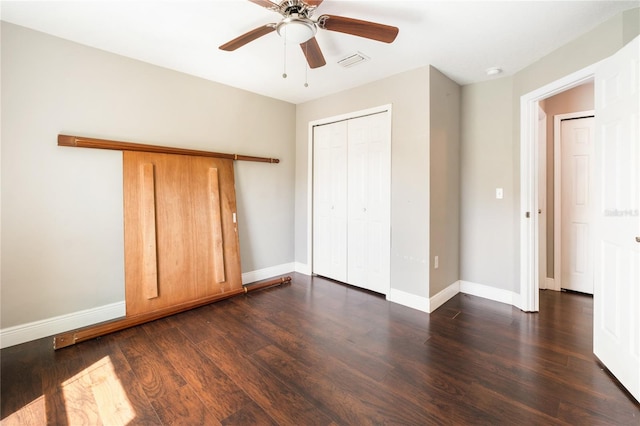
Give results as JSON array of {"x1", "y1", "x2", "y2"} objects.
[
  {"x1": 304, "y1": 43, "x2": 309, "y2": 87},
  {"x1": 282, "y1": 28, "x2": 288, "y2": 79}
]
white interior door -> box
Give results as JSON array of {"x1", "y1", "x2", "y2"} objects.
[
  {"x1": 593, "y1": 36, "x2": 639, "y2": 403},
  {"x1": 312, "y1": 121, "x2": 348, "y2": 282},
  {"x1": 560, "y1": 116, "x2": 595, "y2": 294},
  {"x1": 347, "y1": 112, "x2": 391, "y2": 294}
]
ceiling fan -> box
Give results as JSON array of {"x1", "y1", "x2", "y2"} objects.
[{"x1": 219, "y1": 0, "x2": 399, "y2": 69}]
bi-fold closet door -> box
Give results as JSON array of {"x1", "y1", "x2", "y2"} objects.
[{"x1": 312, "y1": 111, "x2": 391, "y2": 294}]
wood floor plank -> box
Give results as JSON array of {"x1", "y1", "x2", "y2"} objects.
[
  {"x1": 197, "y1": 333, "x2": 334, "y2": 425},
  {"x1": 79, "y1": 333, "x2": 161, "y2": 424},
  {"x1": 116, "y1": 332, "x2": 187, "y2": 402},
  {"x1": 242, "y1": 299, "x2": 396, "y2": 382},
  {"x1": 381, "y1": 363, "x2": 497, "y2": 424},
  {"x1": 42, "y1": 356, "x2": 102, "y2": 425},
  {"x1": 151, "y1": 326, "x2": 254, "y2": 421},
  {"x1": 188, "y1": 301, "x2": 272, "y2": 355},
  {"x1": 156, "y1": 303, "x2": 223, "y2": 344},
  {"x1": 251, "y1": 343, "x2": 440, "y2": 425},
  {"x1": 464, "y1": 381, "x2": 566, "y2": 425},
  {"x1": 557, "y1": 399, "x2": 639, "y2": 426},
  {"x1": 220, "y1": 400, "x2": 278, "y2": 426},
  {"x1": 424, "y1": 332, "x2": 563, "y2": 417},
  {"x1": 431, "y1": 307, "x2": 637, "y2": 422},
  {"x1": 149, "y1": 384, "x2": 221, "y2": 426}
]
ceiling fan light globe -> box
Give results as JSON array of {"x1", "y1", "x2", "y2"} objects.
[{"x1": 276, "y1": 15, "x2": 317, "y2": 44}]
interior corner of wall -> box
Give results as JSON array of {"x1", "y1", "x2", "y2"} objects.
[{"x1": 429, "y1": 280, "x2": 461, "y2": 312}]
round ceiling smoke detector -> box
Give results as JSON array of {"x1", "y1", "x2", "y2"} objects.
[{"x1": 486, "y1": 67, "x2": 503, "y2": 76}]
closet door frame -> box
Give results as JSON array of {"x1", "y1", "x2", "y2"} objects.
[{"x1": 308, "y1": 104, "x2": 392, "y2": 289}]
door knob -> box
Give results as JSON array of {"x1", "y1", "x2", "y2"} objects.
[{"x1": 636, "y1": 236, "x2": 640, "y2": 243}]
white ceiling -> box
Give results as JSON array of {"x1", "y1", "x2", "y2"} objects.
[{"x1": 1, "y1": 1, "x2": 638, "y2": 104}]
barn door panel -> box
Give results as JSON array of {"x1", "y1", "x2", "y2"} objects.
[{"x1": 123, "y1": 151, "x2": 241, "y2": 317}]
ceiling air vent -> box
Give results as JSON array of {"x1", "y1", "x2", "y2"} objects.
[{"x1": 337, "y1": 52, "x2": 370, "y2": 68}]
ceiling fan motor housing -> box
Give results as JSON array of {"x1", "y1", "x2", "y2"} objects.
[{"x1": 277, "y1": 0, "x2": 317, "y2": 18}]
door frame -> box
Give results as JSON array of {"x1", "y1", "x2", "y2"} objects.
[
  {"x1": 306, "y1": 104, "x2": 392, "y2": 277},
  {"x1": 537, "y1": 106, "x2": 547, "y2": 290},
  {"x1": 519, "y1": 64, "x2": 597, "y2": 312},
  {"x1": 553, "y1": 110, "x2": 595, "y2": 292}
]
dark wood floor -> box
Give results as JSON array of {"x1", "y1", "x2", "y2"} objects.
[{"x1": 2, "y1": 274, "x2": 638, "y2": 425}]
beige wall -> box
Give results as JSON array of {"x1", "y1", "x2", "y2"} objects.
[
  {"x1": 429, "y1": 67, "x2": 461, "y2": 296},
  {"x1": 460, "y1": 8, "x2": 638, "y2": 294},
  {"x1": 540, "y1": 82, "x2": 594, "y2": 278},
  {"x1": 296, "y1": 67, "x2": 432, "y2": 298},
  {"x1": 460, "y1": 77, "x2": 515, "y2": 290},
  {"x1": 1, "y1": 22, "x2": 295, "y2": 329}
]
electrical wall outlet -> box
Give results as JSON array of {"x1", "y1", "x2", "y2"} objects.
[{"x1": 434, "y1": 255, "x2": 439, "y2": 269}]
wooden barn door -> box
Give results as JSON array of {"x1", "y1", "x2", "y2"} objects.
[{"x1": 123, "y1": 151, "x2": 242, "y2": 317}]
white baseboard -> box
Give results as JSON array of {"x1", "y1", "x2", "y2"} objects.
[
  {"x1": 294, "y1": 262, "x2": 312, "y2": 276},
  {"x1": 0, "y1": 301, "x2": 126, "y2": 349},
  {"x1": 386, "y1": 280, "x2": 465, "y2": 314},
  {"x1": 384, "y1": 279, "x2": 521, "y2": 314},
  {"x1": 429, "y1": 281, "x2": 461, "y2": 312},
  {"x1": 387, "y1": 288, "x2": 431, "y2": 313},
  {"x1": 459, "y1": 280, "x2": 520, "y2": 307},
  {"x1": 241, "y1": 262, "x2": 296, "y2": 284},
  {"x1": 387, "y1": 280, "x2": 521, "y2": 314}
]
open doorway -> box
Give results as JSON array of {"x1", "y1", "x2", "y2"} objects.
[
  {"x1": 538, "y1": 82, "x2": 594, "y2": 297},
  {"x1": 519, "y1": 64, "x2": 596, "y2": 312}
]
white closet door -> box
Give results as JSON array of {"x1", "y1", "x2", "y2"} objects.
[
  {"x1": 347, "y1": 112, "x2": 391, "y2": 294},
  {"x1": 313, "y1": 121, "x2": 348, "y2": 282}
]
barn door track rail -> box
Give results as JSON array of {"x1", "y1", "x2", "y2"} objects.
[{"x1": 58, "y1": 134, "x2": 280, "y2": 163}]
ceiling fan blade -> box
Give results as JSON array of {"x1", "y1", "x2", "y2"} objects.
[
  {"x1": 300, "y1": 37, "x2": 326, "y2": 69},
  {"x1": 248, "y1": 0, "x2": 279, "y2": 10},
  {"x1": 318, "y1": 15, "x2": 399, "y2": 43},
  {"x1": 306, "y1": 0, "x2": 324, "y2": 6},
  {"x1": 219, "y1": 25, "x2": 276, "y2": 51}
]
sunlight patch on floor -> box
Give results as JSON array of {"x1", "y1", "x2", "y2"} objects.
[
  {"x1": 62, "y1": 355, "x2": 136, "y2": 425},
  {"x1": 2, "y1": 395, "x2": 46, "y2": 425}
]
